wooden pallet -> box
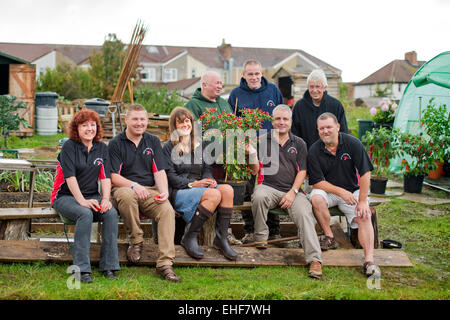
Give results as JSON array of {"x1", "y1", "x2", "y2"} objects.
[{"x1": 0, "y1": 240, "x2": 412, "y2": 267}]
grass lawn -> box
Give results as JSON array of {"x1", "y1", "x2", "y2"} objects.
[{"x1": 0, "y1": 198, "x2": 448, "y2": 300}]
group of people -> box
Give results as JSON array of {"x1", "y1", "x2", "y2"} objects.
[{"x1": 51, "y1": 59, "x2": 379, "y2": 284}]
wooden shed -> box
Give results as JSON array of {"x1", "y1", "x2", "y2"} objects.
[{"x1": 0, "y1": 51, "x2": 36, "y2": 136}]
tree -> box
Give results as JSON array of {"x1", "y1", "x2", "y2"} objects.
[
  {"x1": 0, "y1": 95, "x2": 31, "y2": 148},
  {"x1": 36, "y1": 63, "x2": 92, "y2": 100},
  {"x1": 88, "y1": 33, "x2": 126, "y2": 99},
  {"x1": 134, "y1": 85, "x2": 184, "y2": 115}
]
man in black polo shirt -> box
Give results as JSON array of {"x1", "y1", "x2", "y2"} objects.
[
  {"x1": 307, "y1": 112, "x2": 379, "y2": 277},
  {"x1": 109, "y1": 104, "x2": 180, "y2": 282},
  {"x1": 251, "y1": 104, "x2": 322, "y2": 279}
]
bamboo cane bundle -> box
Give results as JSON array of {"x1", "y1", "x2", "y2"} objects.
[{"x1": 111, "y1": 20, "x2": 148, "y2": 103}]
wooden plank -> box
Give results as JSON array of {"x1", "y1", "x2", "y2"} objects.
[
  {"x1": 0, "y1": 207, "x2": 57, "y2": 220},
  {"x1": 0, "y1": 240, "x2": 413, "y2": 267}
]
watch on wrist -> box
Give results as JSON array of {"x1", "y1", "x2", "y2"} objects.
[{"x1": 292, "y1": 187, "x2": 299, "y2": 194}]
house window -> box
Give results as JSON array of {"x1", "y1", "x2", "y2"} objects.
[
  {"x1": 163, "y1": 68, "x2": 177, "y2": 82},
  {"x1": 191, "y1": 68, "x2": 196, "y2": 78},
  {"x1": 141, "y1": 68, "x2": 156, "y2": 82}
]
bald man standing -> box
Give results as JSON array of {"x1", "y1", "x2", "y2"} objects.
[{"x1": 185, "y1": 71, "x2": 232, "y2": 119}]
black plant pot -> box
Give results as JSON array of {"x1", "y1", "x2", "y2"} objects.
[
  {"x1": 370, "y1": 178, "x2": 388, "y2": 194},
  {"x1": 403, "y1": 175, "x2": 424, "y2": 193},
  {"x1": 373, "y1": 122, "x2": 394, "y2": 130},
  {"x1": 220, "y1": 180, "x2": 246, "y2": 205}
]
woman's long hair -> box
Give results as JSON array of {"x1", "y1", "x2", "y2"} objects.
[
  {"x1": 68, "y1": 108, "x2": 103, "y2": 142},
  {"x1": 168, "y1": 106, "x2": 198, "y2": 155}
]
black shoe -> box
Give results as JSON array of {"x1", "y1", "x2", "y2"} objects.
[
  {"x1": 80, "y1": 272, "x2": 93, "y2": 283},
  {"x1": 181, "y1": 211, "x2": 209, "y2": 259},
  {"x1": 102, "y1": 270, "x2": 117, "y2": 280}
]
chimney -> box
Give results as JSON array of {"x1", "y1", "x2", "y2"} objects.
[
  {"x1": 218, "y1": 39, "x2": 232, "y2": 59},
  {"x1": 405, "y1": 51, "x2": 418, "y2": 65}
]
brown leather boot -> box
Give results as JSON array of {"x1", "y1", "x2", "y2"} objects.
[{"x1": 127, "y1": 242, "x2": 143, "y2": 263}]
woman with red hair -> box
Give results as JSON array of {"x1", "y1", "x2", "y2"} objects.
[{"x1": 51, "y1": 108, "x2": 119, "y2": 283}]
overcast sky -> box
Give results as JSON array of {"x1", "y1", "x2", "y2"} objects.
[{"x1": 1, "y1": 0, "x2": 449, "y2": 82}]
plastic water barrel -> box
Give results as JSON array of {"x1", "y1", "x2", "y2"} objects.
[
  {"x1": 36, "y1": 106, "x2": 58, "y2": 135},
  {"x1": 35, "y1": 92, "x2": 58, "y2": 107}
]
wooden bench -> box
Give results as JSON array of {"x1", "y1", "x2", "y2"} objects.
[
  {"x1": 0, "y1": 207, "x2": 100, "y2": 242},
  {"x1": 233, "y1": 201, "x2": 380, "y2": 249}
]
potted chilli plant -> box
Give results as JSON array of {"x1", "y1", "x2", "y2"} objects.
[
  {"x1": 421, "y1": 98, "x2": 449, "y2": 179},
  {"x1": 199, "y1": 108, "x2": 272, "y2": 204},
  {"x1": 399, "y1": 132, "x2": 438, "y2": 193},
  {"x1": 362, "y1": 127, "x2": 400, "y2": 194}
]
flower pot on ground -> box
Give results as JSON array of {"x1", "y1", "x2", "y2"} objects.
[
  {"x1": 362, "y1": 127, "x2": 401, "y2": 194},
  {"x1": 219, "y1": 180, "x2": 246, "y2": 205},
  {"x1": 399, "y1": 132, "x2": 438, "y2": 194},
  {"x1": 403, "y1": 175, "x2": 425, "y2": 193},
  {"x1": 421, "y1": 98, "x2": 449, "y2": 180},
  {"x1": 370, "y1": 178, "x2": 388, "y2": 194},
  {"x1": 428, "y1": 161, "x2": 444, "y2": 179}
]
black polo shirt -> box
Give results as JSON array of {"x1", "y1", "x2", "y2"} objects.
[
  {"x1": 108, "y1": 131, "x2": 169, "y2": 187},
  {"x1": 258, "y1": 132, "x2": 308, "y2": 193},
  {"x1": 307, "y1": 132, "x2": 373, "y2": 193},
  {"x1": 51, "y1": 139, "x2": 110, "y2": 204}
]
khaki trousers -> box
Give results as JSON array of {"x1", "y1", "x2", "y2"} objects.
[
  {"x1": 251, "y1": 184, "x2": 322, "y2": 264},
  {"x1": 112, "y1": 186, "x2": 176, "y2": 268}
]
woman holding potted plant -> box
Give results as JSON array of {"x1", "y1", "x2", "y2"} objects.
[
  {"x1": 362, "y1": 127, "x2": 401, "y2": 194},
  {"x1": 162, "y1": 107, "x2": 239, "y2": 260}
]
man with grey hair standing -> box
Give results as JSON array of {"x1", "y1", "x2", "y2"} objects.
[
  {"x1": 185, "y1": 71, "x2": 232, "y2": 119},
  {"x1": 251, "y1": 104, "x2": 323, "y2": 279},
  {"x1": 291, "y1": 69, "x2": 348, "y2": 149}
]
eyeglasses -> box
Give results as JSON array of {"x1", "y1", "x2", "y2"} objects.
[{"x1": 308, "y1": 85, "x2": 323, "y2": 90}]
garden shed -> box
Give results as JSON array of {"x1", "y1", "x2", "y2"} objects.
[
  {"x1": 391, "y1": 51, "x2": 450, "y2": 172},
  {"x1": 0, "y1": 51, "x2": 36, "y2": 136}
]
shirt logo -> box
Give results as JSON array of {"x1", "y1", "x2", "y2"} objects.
[
  {"x1": 267, "y1": 100, "x2": 275, "y2": 108},
  {"x1": 287, "y1": 147, "x2": 297, "y2": 155},
  {"x1": 93, "y1": 158, "x2": 104, "y2": 166},
  {"x1": 340, "y1": 153, "x2": 352, "y2": 161},
  {"x1": 143, "y1": 147, "x2": 154, "y2": 156}
]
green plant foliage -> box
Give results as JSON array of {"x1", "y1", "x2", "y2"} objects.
[
  {"x1": 134, "y1": 84, "x2": 184, "y2": 115},
  {"x1": 362, "y1": 127, "x2": 401, "y2": 179},
  {"x1": 421, "y1": 98, "x2": 449, "y2": 162},
  {"x1": 36, "y1": 63, "x2": 92, "y2": 100},
  {"x1": 0, "y1": 169, "x2": 54, "y2": 192},
  {"x1": 200, "y1": 108, "x2": 272, "y2": 181},
  {"x1": 399, "y1": 133, "x2": 438, "y2": 177},
  {"x1": 0, "y1": 95, "x2": 31, "y2": 148},
  {"x1": 88, "y1": 33, "x2": 126, "y2": 99}
]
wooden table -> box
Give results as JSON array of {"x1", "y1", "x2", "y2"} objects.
[{"x1": 0, "y1": 159, "x2": 57, "y2": 208}]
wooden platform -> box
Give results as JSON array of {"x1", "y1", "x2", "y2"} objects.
[{"x1": 0, "y1": 240, "x2": 412, "y2": 267}]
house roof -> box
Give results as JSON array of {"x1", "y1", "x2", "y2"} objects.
[
  {"x1": 0, "y1": 42, "x2": 101, "y2": 64},
  {"x1": 0, "y1": 42, "x2": 340, "y2": 77},
  {"x1": 356, "y1": 59, "x2": 426, "y2": 85}
]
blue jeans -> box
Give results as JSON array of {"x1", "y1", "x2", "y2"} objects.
[{"x1": 53, "y1": 195, "x2": 120, "y2": 273}]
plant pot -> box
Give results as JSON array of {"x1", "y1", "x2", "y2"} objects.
[
  {"x1": 357, "y1": 119, "x2": 374, "y2": 141},
  {"x1": 403, "y1": 175, "x2": 424, "y2": 193},
  {"x1": 373, "y1": 122, "x2": 393, "y2": 130},
  {"x1": 220, "y1": 180, "x2": 246, "y2": 205},
  {"x1": 428, "y1": 161, "x2": 444, "y2": 179},
  {"x1": 370, "y1": 178, "x2": 388, "y2": 194}
]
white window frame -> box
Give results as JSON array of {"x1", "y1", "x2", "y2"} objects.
[
  {"x1": 163, "y1": 68, "x2": 177, "y2": 82},
  {"x1": 141, "y1": 67, "x2": 156, "y2": 82}
]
